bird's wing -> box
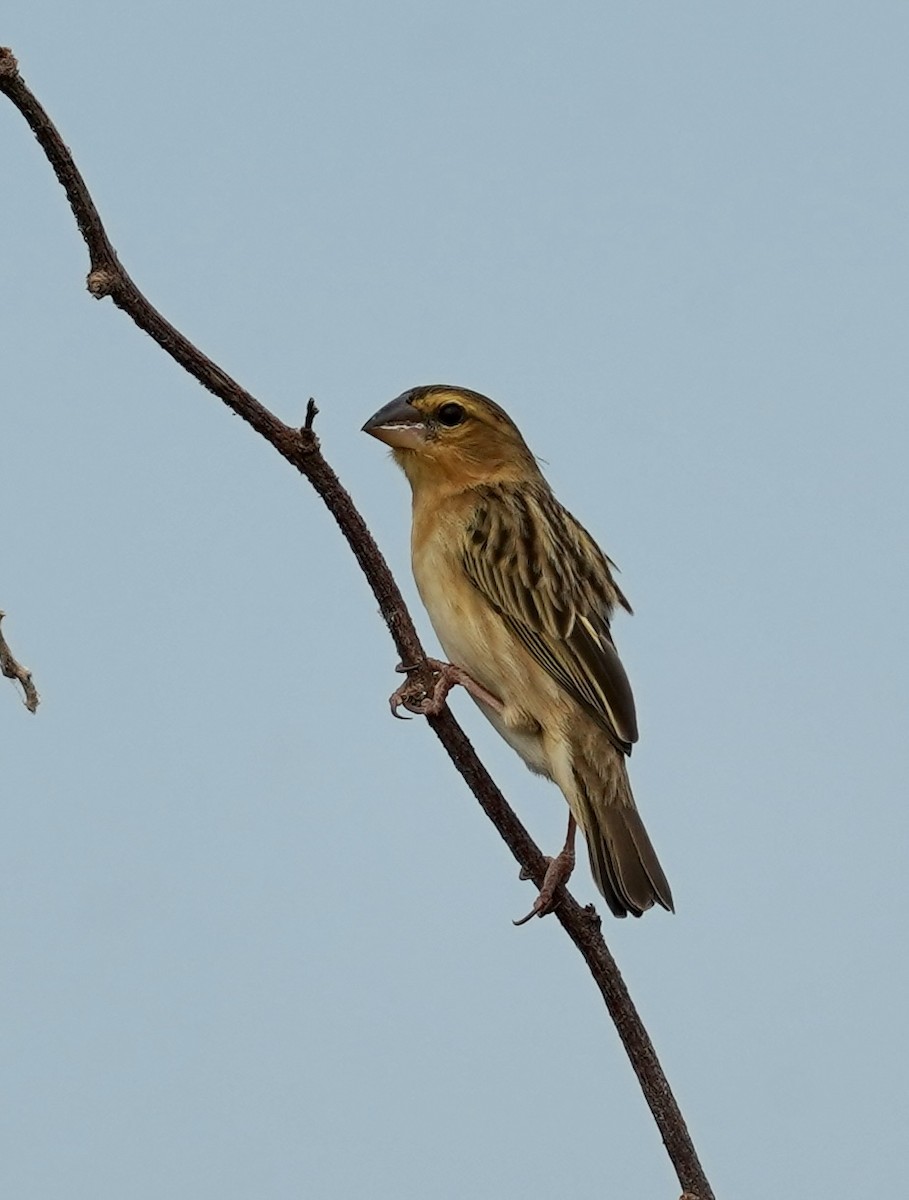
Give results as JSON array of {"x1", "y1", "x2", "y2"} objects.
[{"x1": 463, "y1": 485, "x2": 638, "y2": 754}]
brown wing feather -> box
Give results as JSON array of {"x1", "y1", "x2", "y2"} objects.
[{"x1": 463, "y1": 483, "x2": 638, "y2": 754}]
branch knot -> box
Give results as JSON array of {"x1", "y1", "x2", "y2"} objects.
[
  {"x1": 87, "y1": 267, "x2": 118, "y2": 298},
  {"x1": 0, "y1": 47, "x2": 20, "y2": 78}
]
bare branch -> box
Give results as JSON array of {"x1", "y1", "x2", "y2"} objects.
[
  {"x1": 0, "y1": 48, "x2": 714, "y2": 1199},
  {"x1": 0, "y1": 610, "x2": 39, "y2": 712}
]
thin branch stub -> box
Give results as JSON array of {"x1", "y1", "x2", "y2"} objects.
[{"x1": 0, "y1": 611, "x2": 40, "y2": 713}]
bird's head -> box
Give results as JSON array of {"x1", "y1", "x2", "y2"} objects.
[{"x1": 362, "y1": 385, "x2": 539, "y2": 493}]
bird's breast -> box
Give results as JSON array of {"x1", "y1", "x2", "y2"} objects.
[
  {"x1": 411, "y1": 514, "x2": 565, "y2": 779},
  {"x1": 412, "y1": 533, "x2": 503, "y2": 696}
]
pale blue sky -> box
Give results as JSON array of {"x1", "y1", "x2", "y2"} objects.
[{"x1": 2, "y1": 4, "x2": 907, "y2": 1198}]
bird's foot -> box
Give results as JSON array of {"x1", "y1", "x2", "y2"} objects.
[
  {"x1": 513, "y1": 844, "x2": 576, "y2": 926},
  {"x1": 389, "y1": 658, "x2": 502, "y2": 718}
]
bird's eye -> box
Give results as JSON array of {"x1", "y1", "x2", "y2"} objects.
[{"x1": 437, "y1": 402, "x2": 466, "y2": 427}]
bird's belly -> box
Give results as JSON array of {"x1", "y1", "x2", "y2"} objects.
[
  {"x1": 473, "y1": 696, "x2": 552, "y2": 777},
  {"x1": 415, "y1": 564, "x2": 555, "y2": 778},
  {"x1": 419, "y1": 573, "x2": 515, "y2": 696}
]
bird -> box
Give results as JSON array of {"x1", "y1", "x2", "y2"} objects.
[{"x1": 363, "y1": 385, "x2": 673, "y2": 922}]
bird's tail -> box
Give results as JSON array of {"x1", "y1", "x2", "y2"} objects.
[{"x1": 572, "y1": 754, "x2": 674, "y2": 919}]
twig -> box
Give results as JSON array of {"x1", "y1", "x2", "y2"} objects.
[
  {"x1": 0, "y1": 48, "x2": 714, "y2": 1200},
  {"x1": 0, "y1": 610, "x2": 39, "y2": 712}
]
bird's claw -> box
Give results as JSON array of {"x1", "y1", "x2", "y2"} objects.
[
  {"x1": 388, "y1": 696, "x2": 413, "y2": 719},
  {"x1": 388, "y1": 681, "x2": 421, "y2": 718},
  {"x1": 388, "y1": 659, "x2": 502, "y2": 720},
  {"x1": 388, "y1": 668, "x2": 445, "y2": 718},
  {"x1": 513, "y1": 847, "x2": 576, "y2": 926}
]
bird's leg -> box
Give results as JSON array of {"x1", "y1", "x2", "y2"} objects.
[
  {"x1": 389, "y1": 658, "x2": 503, "y2": 719},
  {"x1": 513, "y1": 814, "x2": 577, "y2": 926}
]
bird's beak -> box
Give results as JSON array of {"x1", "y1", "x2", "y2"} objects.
[{"x1": 362, "y1": 394, "x2": 427, "y2": 450}]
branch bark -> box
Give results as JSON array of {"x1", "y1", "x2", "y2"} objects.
[
  {"x1": 1, "y1": 48, "x2": 714, "y2": 1200},
  {"x1": 0, "y1": 610, "x2": 39, "y2": 712}
]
